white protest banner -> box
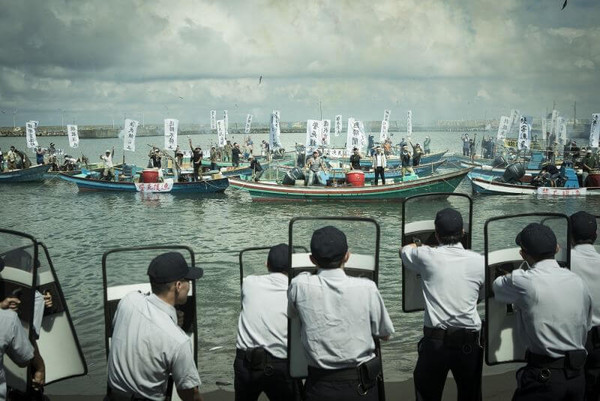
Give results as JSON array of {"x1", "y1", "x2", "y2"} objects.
[
  {"x1": 383, "y1": 109, "x2": 391, "y2": 122},
  {"x1": 517, "y1": 116, "x2": 532, "y2": 150},
  {"x1": 380, "y1": 120, "x2": 389, "y2": 143},
  {"x1": 164, "y1": 119, "x2": 178, "y2": 150},
  {"x1": 306, "y1": 120, "x2": 322, "y2": 154},
  {"x1": 216, "y1": 120, "x2": 226, "y2": 147},
  {"x1": 223, "y1": 110, "x2": 229, "y2": 135},
  {"x1": 25, "y1": 121, "x2": 39, "y2": 148},
  {"x1": 346, "y1": 117, "x2": 355, "y2": 154},
  {"x1": 31, "y1": 121, "x2": 39, "y2": 128},
  {"x1": 557, "y1": 117, "x2": 567, "y2": 146},
  {"x1": 541, "y1": 118, "x2": 547, "y2": 141},
  {"x1": 507, "y1": 109, "x2": 520, "y2": 135},
  {"x1": 551, "y1": 110, "x2": 559, "y2": 139},
  {"x1": 497, "y1": 116, "x2": 510, "y2": 141},
  {"x1": 210, "y1": 110, "x2": 217, "y2": 130},
  {"x1": 67, "y1": 125, "x2": 79, "y2": 148},
  {"x1": 334, "y1": 115, "x2": 342, "y2": 137},
  {"x1": 590, "y1": 113, "x2": 600, "y2": 148},
  {"x1": 245, "y1": 114, "x2": 253, "y2": 134},
  {"x1": 407, "y1": 110, "x2": 413, "y2": 138},
  {"x1": 321, "y1": 119, "x2": 331, "y2": 146},
  {"x1": 269, "y1": 110, "x2": 281, "y2": 148},
  {"x1": 123, "y1": 119, "x2": 139, "y2": 152}
]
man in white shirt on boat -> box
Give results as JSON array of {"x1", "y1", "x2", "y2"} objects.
[
  {"x1": 100, "y1": 147, "x2": 115, "y2": 181},
  {"x1": 372, "y1": 145, "x2": 387, "y2": 185}
]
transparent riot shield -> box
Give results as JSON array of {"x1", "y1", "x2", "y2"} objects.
[
  {"x1": 0, "y1": 230, "x2": 38, "y2": 394},
  {"x1": 287, "y1": 217, "x2": 385, "y2": 401},
  {"x1": 484, "y1": 213, "x2": 570, "y2": 365},
  {"x1": 102, "y1": 246, "x2": 198, "y2": 401},
  {"x1": 401, "y1": 193, "x2": 473, "y2": 312}
]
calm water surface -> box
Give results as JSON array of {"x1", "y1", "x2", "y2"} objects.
[{"x1": 1, "y1": 131, "x2": 598, "y2": 395}]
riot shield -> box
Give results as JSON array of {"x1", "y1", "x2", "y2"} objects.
[
  {"x1": 401, "y1": 193, "x2": 473, "y2": 312},
  {"x1": 287, "y1": 217, "x2": 385, "y2": 401},
  {"x1": 102, "y1": 246, "x2": 198, "y2": 401},
  {"x1": 484, "y1": 213, "x2": 570, "y2": 365},
  {"x1": 238, "y1": 245, "x2": 309, "y2": 287}
]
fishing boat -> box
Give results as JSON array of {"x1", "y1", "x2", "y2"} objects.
[
  {"x1": 0, "y1": 164, "x2": 50, "y2": 183},
  {"x1": 331, "y1": 149, "x2": 448, "y2": 168},
  {"x1": 228, "y1": 167, "x2": 471, "y2": 201}
]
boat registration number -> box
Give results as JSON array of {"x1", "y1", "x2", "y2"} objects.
[
  {"x1": 536, "y1": 187, "x2": 587, "y2": 196},
  {"x1": 135, "y1": 179, "x2": 174, "y2": 193}
]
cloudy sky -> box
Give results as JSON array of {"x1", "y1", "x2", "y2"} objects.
[{"x1": 0, "y1": 0, "x2": 598, "y2": 127}]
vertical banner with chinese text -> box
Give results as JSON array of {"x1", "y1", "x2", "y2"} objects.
[
  {"x1": 590, "y1": 113, "x2": 599, "y2": 148},
  {"x1": 67, "y1": 125, "x2": 79, "y2": 148},
  {"x1": 164, "y1": 119, "x2": 178, "y2": 150},
  {"x1": 123, "y1": 119, "x2": 139, "y2": 152},
  {"x1": 321, "y1": 119, "x2": 331, "y2": 147},
  {"x1": 25, "y1": 121, "x2": 39, "y2": 148},
  {"x1": 245, "y1": 114, "x2": 253, "y2": 134},
  {"x1": 406, "y1": 110, "x2": 413, "y2": 139},
  {"x1": 305, "y1": 120, "x2": 322, "y2": 155},
  {"x1": 334, "y1": 115, "x2": 342, "y2": 137},
  {"x1": 497, "y1": 116, "x2": 510, "y2": 141},
  {"x1": 216, "y1": 120, "x2": 226, "y2": 147},
  {"x1": 210, "y1": 110, "x2": 217, "y2": 130}
]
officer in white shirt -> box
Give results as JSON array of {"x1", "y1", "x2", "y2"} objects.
[
  {"x1": 570, "y1": 211, "x2": 600, "y2": 400},
  {"x1": 234, "y1": 244, "x2": 301, "y2": 401},
  {"x1": 107, "y1": 252, "x2": 204, "y2": 401},
  {"x1": 401, "y1": 208, "x2": 485, "y2": 401},
  {"x1": 371, "y1": 146, "x2": 387, "y2": 185},
  {"x1": 288, "y1": 226, "x2": 394, "y2": 401},
  {"x1": 493, "y1": 223, "x2": 592, "y2": 401}
]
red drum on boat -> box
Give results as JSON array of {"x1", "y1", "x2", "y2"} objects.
[
  {"x1": 587, "y1": 170, "x2": 600, "y2": 187},
  {"x1": 345, "y1": 170, "x2": 365, "y2": 187},
  {"x1": 141, "y1": 169, "x2": 159, "y2": 183}
]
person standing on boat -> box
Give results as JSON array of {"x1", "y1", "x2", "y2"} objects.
[
  {"x1": 35, "y1": 147, "x2": 45, "y2": 165},
  {"x1": 401, "y1": 208, "x2": 485, "y2": 401},
  {"x1": 209, "y1": 146, "x2": 218, "y2": 171},
  {"x1": 175, "y1": 146, "x2": 184, "y2": 168},
  {"x1": 189, "y1": 138, "x2": 203, "y2": 182},
  {"x1": 304, "y1": 151, "x2": 326, "y2": 186},
  {"x1": 581, "y1": 149, "x2": 598, "y2": 187},
  {"x1": 493, "y1": 223, "x2": 592, "y2": 401},
  {"x1": 232, "y1": 143, "x2": 242, "y2": 167},
  {"x1": 349, "y1": 147, "x2": 361, "y2": 170},
  {"x1": 372, "y1": 145, "x2": 387, "y2": 185},
  {"x1": 569, "y1": 211, "x2": 600, "y2": 401},
  {"x1": 424, "y1": 137, "x2": 431, "y2": 155},
  {"x1": 409, "y1": 141, "x2": 423, "y2": 167},
  {"x1": 248, "y1": 155, "x2": 263, "y2": 182},
  {"x1": 100, "y1": 148, "x2": 115, "y2": 181},
  {"x1": 462, "y1": 134, "x2": 470, "y2": 156},
  {"x1": 400, "y1": 145, "x2": 413, "y2": 178},
  {"x1": 234, "y1": 244, "x2": 302, "y2": 401},
  {"x1": 149, "y1": 148, "x2": 162, "y2": 168},
  {"x1": 6, "y1": 146, "x2": 17, "y2": 170},
  {"x1": 223, "y1": 141, "x2": 233, "y2": 162},
  {"x1": 0, "y1": 147, "x2": 4, "y2": 172},
  {"x1": 107, "y1": 252, "x2": 204, "y2": 401},
  {"x1": 288, "y1": 226, "x2": 394, "y2": 401}
]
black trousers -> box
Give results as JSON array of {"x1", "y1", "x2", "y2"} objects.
[
  {"x1": 374, "y1": 167, "x2": 385, "y2": 185},
  {"x1": 233, "y1": 350, "x2": 301, "y2": 401},
  {"x1": 413, "y1": 336, "x2": 483, "y2": 401},
  {"x1": 305, "y1": 369, "x2": 379, "y2": 401},
  {"x1": 585, "y1": 328, "x2": 600, "y2": 401},
  {"x1": 512, "y1": 365, "x2": 585, "y2": 401}
]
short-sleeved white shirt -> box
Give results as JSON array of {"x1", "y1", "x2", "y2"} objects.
[
  {"x1": 288, "y1": 268, "x2": 394, "y2": 370},
  {"x1": 107, "y1": 292, "x2": 201, "y2": 401},
  {"x1": 401, "y1": 243, "x2": 485, "y2": 330},
  {"x1": 1, "y1": 309, "x2": 34, "y2": 401},
  {"x1": 571, "y1": 244, "x2": 600, "y2": 327}
]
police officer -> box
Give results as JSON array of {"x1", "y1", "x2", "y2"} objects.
[
  {"x1": 288, "y1": 226, "x2": 394, "y2": 401},
  {"x1": 493, "y1": 223, "x2": 592, "y2": 401},
  {"x1": 401, "y1": 208, "x2": 484, "y2": 401},
  {"x1": 234, "y1": 244, "x2": 301, "y2": 401},
  {"x1": 106, "y1": 252, "x2": 204, "y2": 401},
  {"x1": 570, "y1": 211, "x2": 600, "y2": 400}
]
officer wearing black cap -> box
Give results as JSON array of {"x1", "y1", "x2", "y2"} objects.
[
  {"x1": 107, "y1": 252, "x2": 204, "y2": 401},
  {"x1": 401, "y1": 208, "x2": 485, "y2": 401},
  {"x1": 570, "y1": 211, "x2": 600, "y2": 400},
  {"x1": 288, "y1": 226, "x2": 394, "y2": 401},
  {"x1": 234, "y1": 244, "x2": 301, "y2": 401},
  {"x1": 493, "y1": 223, "x2": 592, "y2": 401}
]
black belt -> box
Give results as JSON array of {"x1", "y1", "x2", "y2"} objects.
[
  {"x1": 236, "y1": 348, "x2": 286, "y2": 362},
  {"x1": 525, "y1": 350, "x2": 586, "y2": 371},
  {"x1": 423, "y1": 326, "x2": 480, "y2": 343},
  {"x1": 106, "y1": 387, "x2": 152, "y2": 401},
  {"x1": 308, "y1": 365, "x2": 358, "y2": 381}
]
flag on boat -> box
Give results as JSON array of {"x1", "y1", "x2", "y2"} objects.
[
  {"x1": 306, "y1": 119, "x2": 322, "y2": 155},
  {"x1": 223, "y1": 110, "x2": 229, "y2": 135},
  {"x1": 164, "y1": 119, "x2": 178, "y2": 150},
  {"x1": 321, "y1": 119, "x2": 331, "y2": 146},
  {"x1": 25, "y1": 121, "x2": 39, "y2": 148},
  {"x1": 210, "y1": 110, "x2": 217, "y2": 130},
  {"x1": 551, "y1": 110, "x2": 559, "y2": 140},
  {"x1": 407, "y1": 110, "x2": 413, "y2": 138},
  {"x1": 508, "y1": 109, "x2": 520, "y2": 135},
  {"x1": 334, "y1": 115, "x2": 342, "y2": 137},
  {"x1": 541, "y1": 118, "x2": 547, "y2": 141},
  {"x1": 269, "y1": 110, "x2": 282, "y2": 149},
  {"x1": 123, "y1": 119, "x2": 139, "y2": 152},
  {"x1": 497, "y1": 116, "x2": 510, "y2": 141},
  {"x1": 245, "y1": 114, "x2": 253, "y2": 134},
  {"x1": 216, "y1": 120, "x2": 226, "y2": 147},
  {"x1": 346, "y1": 118, "x2": 366, "y2": 154},
  {"x1": 590, "y1": 113, "x2": 600, "y2": 148},
  {"x1": 557, "y1": 117, "x2": 567, "y2": 146},
  {"x1": 67, "y1": 125, "x2": 79, "y2": 148},
  {"x1": 380, "y1": 109, "x2": 391, "y2": 142},
  {"x1": 517, "y1": 116, "x2": 532, "y2": 150}
]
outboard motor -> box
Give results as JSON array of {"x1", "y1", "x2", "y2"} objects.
[
  {"x1": 496, "y1": 162, "x2": 525, "y2": 184},
  {"x1": 492, "y1": 156, "x2": 507, "y2": 168},
  {"x1": 283, "y1": 167, "x2": 305, "y2": 185}
]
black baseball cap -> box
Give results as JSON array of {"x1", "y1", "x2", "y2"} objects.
[
  {"x1": 267, "y1": 244, "x2": 290, "y2": 273},
  {"x1": 310, "y1": 226, "x2": 348, "y2": 264},
  {"x1": 147, "y1": 252, "x2": 203, "y2": 283},
  {"x1": 570, "y1": 211, "x2": 597, "y2": 241},
  {"x1": 515, "y1": 223, "x2": 557, "y2": 257},
  {"x1": 434, "y1": 208, "x2": 463, "y2": 236}
]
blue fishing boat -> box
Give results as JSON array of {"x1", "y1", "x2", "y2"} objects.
[{"x1": 0, "y1": 164, "x2": 50, "y2": 183}]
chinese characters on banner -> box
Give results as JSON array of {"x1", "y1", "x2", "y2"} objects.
[
  {"x1": 305, "y1": 120, "x2": 322, "y2": 155},
  {"x1": 67, "y1": 125, "x2": 79, "y2": 148},
  {"x1": 210, "y1": 110, "x2": 217, "y2": 130},
  {"x1": 541, "y1": 118, "x2": 547, "y2": 141},
  {"x1": 269, "y1": 110, "x2": 281, "y2": 149},
  {"x1": 164, "y1": 119, "x2": 178, "y2": 150},
  {"x1": 590, "y1": 113, "x2": 600, "y2": 148},
  {"x1": 25, "y1": 121, "x2": 39, "y2": 148},
  {"x1": 518, "y1": 116, "x2": 532, "y2": 150},
  {"x1": 380, "y1": 109, "x2": 391, "y2": 142},
  {"x1": 123, "y1": 119, "x2": 139, "y2": 152},
  {"x1": 245, "y1": 114, "x2": 253, "y2": 134},
  {"x1": 216, "y1": 120, "x2": 226, "y2": 147},
  {"x1": 496, "y1": 116, "x2": 510, "y2": 141},
  {"x1": 223, "y1": 110, "x2": 229, "y2": 135},
  {"x1": 321, "y1": 119, "x2": 331, "y2": 146},
  {"x1": 334, "y1": 115, "x2": 342, "y2": 137},
  {"x1": 407, "y1": 110, "x2": 413, "y2": 139},
  {"x1": 346, "y1": 118, "x2": 365, "y2": 154}
]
